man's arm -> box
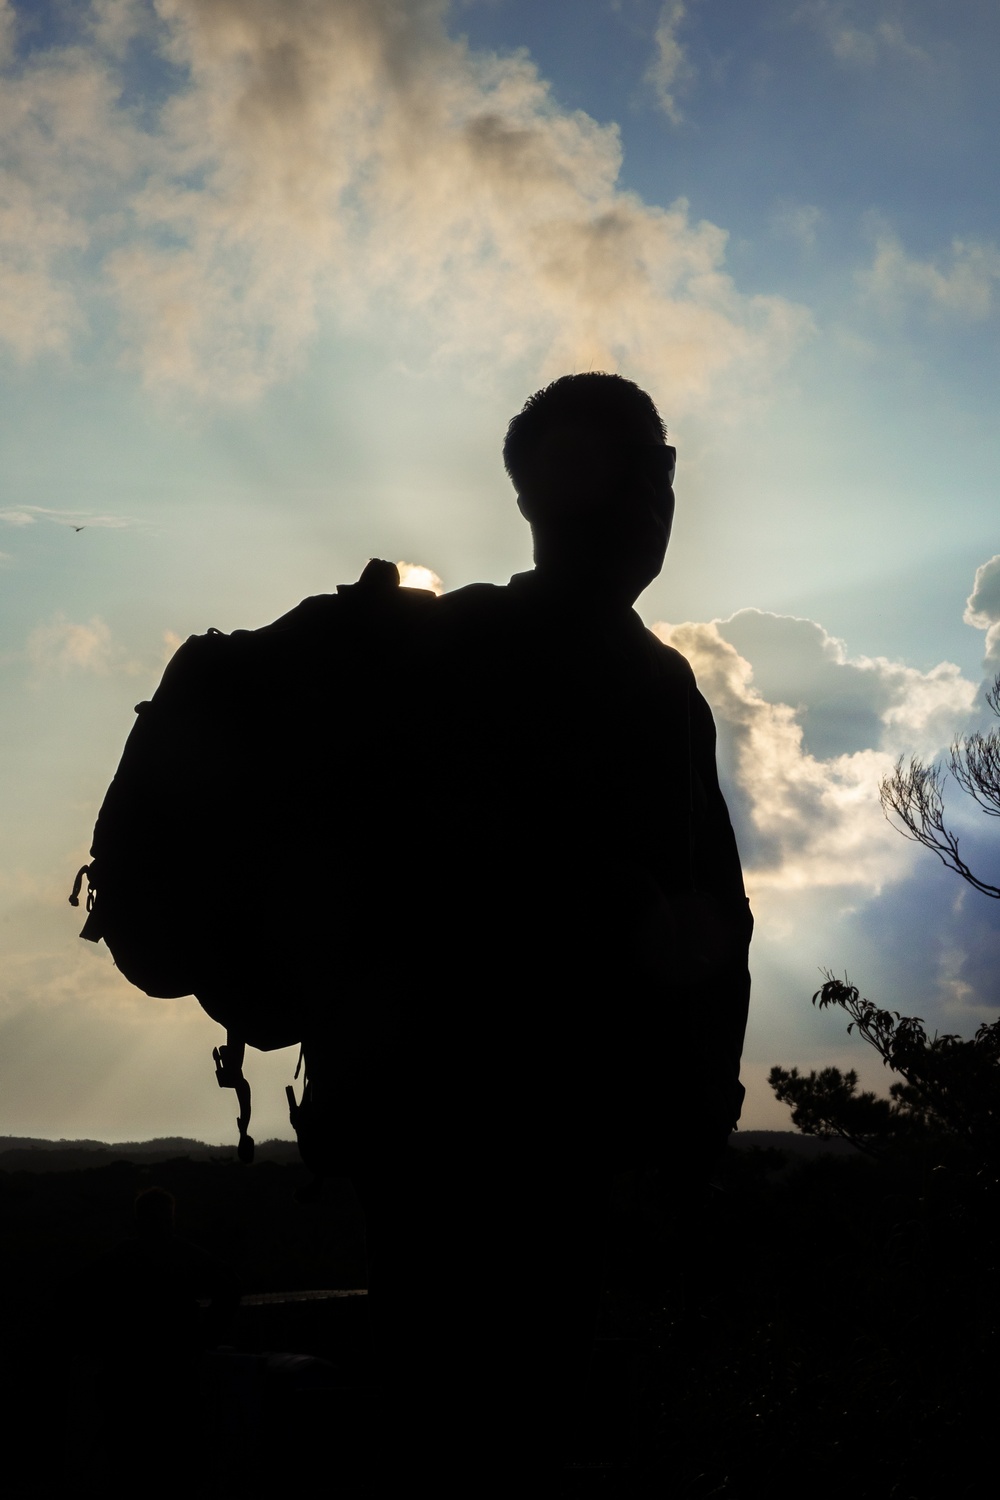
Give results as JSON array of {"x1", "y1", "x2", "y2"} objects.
[{"x1": 687, "y1": 681, "x2": 753, "y2": 1129}]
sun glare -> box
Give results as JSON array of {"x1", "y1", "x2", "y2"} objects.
[{"x1": 396, "y1": 562, "x2": 445, "y2": 595}]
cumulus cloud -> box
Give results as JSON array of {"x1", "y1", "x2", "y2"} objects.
[
  {"x1": 27, "y1": 615, "x2": 114, "y2": 675},
  {"x1": 964, "y1": 554, "x2": 1000, "y2": 668},
  {"x1": 718, "y1": 610, "x2": 977, "y2": 761},
  {"x1": 858, "y1": 229, "x2": 1000, "y2": 323},
  {"x1": 0, "y1": 0, "x2": 810, "y2": 404},
  {"x1": 793, "y1": 2, "x2": 930, "y2": 69},
  {"x1": 646, "y1": 2, "x2": 692, "y2": 125},
  {"x1": 651, "y1": 610, "x2": 977, "y2": 899}
]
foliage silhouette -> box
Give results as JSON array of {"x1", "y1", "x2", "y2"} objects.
[
  {"x1": 770, "y1": 977, "x2": 1000, "y2": 1168},
  {"x1": 768, "y1": 1061, "x2": 899, "y2": 1156}
]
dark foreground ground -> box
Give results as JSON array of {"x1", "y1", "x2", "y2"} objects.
[{"x1": 2, "y1": 1136, "x2": 996, "y2": 1496}]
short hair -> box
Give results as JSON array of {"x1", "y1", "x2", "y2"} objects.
[{"x1": 503, "y1": 373, "x2": 667, "y2": 493}]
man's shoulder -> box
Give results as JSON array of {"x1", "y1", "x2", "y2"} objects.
[
  {"x1": 643, "y1": 627, "x2": 697, "y2": 687},
  {"x1": 433, "y1": 581, "x2": 515, "y2": 639},
  {"x1": 437, "y1": 581, "x2": 508, "y2": 613}
]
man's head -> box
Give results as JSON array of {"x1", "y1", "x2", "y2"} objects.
[{"x1": 503, "y1": 373, "x2": 675, "y2": 604}]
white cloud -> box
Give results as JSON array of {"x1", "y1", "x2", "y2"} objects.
[
  {"x1": 646, "y1": 2, "x2": 692, "y2": 125},
  {"x1": 0, "y1": 0, "x2": 811, "y2": 406},
  {"x1": 964, "y1": 554, "x2": 1000, "y2": 667},
  {"x1": 27, "y1": 615, "x2": 114, "y2": 675},
  {"x1": 652, "y1": 610, "x2": 977, "y2": 899},
  {"x1": 859, "y1": 229, "x2": 1000, "y2": 323},
  {"x1": 793, "y1": 2, "x2": 930, "y2": 69}
]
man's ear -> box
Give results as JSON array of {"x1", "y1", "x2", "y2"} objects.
[{"x1": 516, "y1": 491, "x2": 536, "y2": 524}]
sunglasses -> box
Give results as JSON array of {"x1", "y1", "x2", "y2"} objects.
[{"x1": 612, "y1": 443, "x2": 676, "y2": 488}]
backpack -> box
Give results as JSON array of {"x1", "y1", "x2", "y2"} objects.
[{"x1": 70, "y1": 559, "x2": 437, "y2": 1159}]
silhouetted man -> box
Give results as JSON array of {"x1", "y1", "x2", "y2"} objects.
[
  {"x1": 322, "y1": 373, "x2": 752, "y2": 1479},
  {"x1": 74, "y1": 356, "x2": 750, "y2": 1473}
]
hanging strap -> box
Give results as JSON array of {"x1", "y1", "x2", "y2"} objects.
[
  {"x1": 213, "y1": 1039, "x2": 254, "y2": 1164},
  {"x1": 68, "y1": 864, "x2": 93, "y2": 910}
]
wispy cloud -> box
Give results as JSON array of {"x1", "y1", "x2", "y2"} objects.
[
  {"x1": 27, "y1": 615, "x2": 114, "y2": 675},
  {"x1": 0, "y1": 5, "x2": 148, "y2": 362},
  {"x1": 0, "y1": 0, "x2": 810, "y2": 409},
  {"x1": 771, "y1": 202, "x2": 823, "y2": 250},
  {"x1": 24, "y1": 611, "x2": 163, "y2": 677},
  {"x1": 793, "y1": 1, "x2": 930, "y2": 69},
  {"x1": 88, "y1": 0, "x2": 148, "y2": 57},
  {"x1": 0, "y1": 0, "x2": 16, "y2": 69},
  {"x1": 646, "y1": 2, "x2": 693, "y2": 125},
  {"x1": 0, "y1": 505, "x2": 134, "y2": 529},
  {"x1": 858, "y1": 226, "x2": 1000, "y2": 323}
]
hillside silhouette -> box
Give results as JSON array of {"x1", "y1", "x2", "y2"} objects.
[{"x1": 3, "y1": 1137, "x2": 996, "y2": 1494}]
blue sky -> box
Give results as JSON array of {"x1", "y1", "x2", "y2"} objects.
[{"x1": 2, "y1": 0, "x2": 999, "y2": 1144}]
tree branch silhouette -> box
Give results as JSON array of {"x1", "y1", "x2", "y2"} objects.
[{"x1": 879, "y1": 671, "x2": 1000, "y2": 899}]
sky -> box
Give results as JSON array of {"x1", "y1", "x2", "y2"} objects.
[{"x1": 2, "y1": 0, "x2": 1000, "y2": 1145}]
